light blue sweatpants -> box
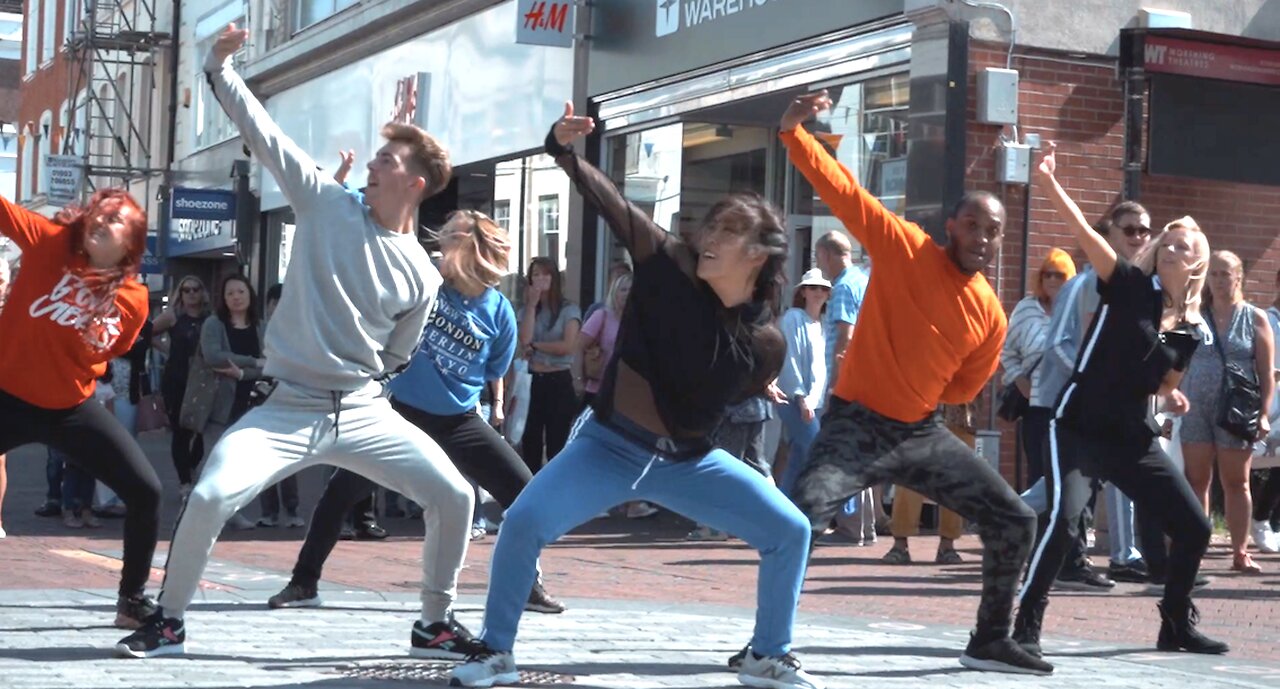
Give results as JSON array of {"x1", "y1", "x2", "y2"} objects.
[{"x1": 479, "y1": 414, "x2": 810, "y2": 656}]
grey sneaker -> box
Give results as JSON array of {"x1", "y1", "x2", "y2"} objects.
[
  {"x1": 737, "y1": 650, "x2": 824, "y2": 689},
  {"x1": 448, "y1": 645, "x2": 518, "y2": 687},
  {"x1": 267, "y1": 583, "x2": 322, "y2": 609}
]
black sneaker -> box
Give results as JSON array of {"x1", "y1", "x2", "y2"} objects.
[
  {"x1": 524, "y1": 581, "x2": 566, "y2": 614},
  {"x1": 959, "y1": 635, "x2": 1054, "y2": 675},
  {"x1": 115, "y1": 613, "x2": 185, "y2": 658},
  {"x1": 34, "y1": 501, "x2": 61, "y2": 517},
  {"x1": 338, "y1": 526, "x2": 356, "y2": 541},
  {"x1": 267, "y1": 582, "x2": 322, "y2": 609},
  {"x1": 1156, "y1": 599, "x2": 1229, "y2": 654},
  {"x1": 1054, "y1": 567, "x2": 1115, "y2": 591},
  {"x1": 1107, "y1": 560, "x2": 1149, "y2": 584},
  {"x1": 1012, "y1": 598, "x2": 1047, "y2": 658},
  {"x1": 727, "y1": 644, "x2": 749, "y2": 670},
  {"x1": 410, "y1": 616, "x2": 480, "y2": 660},
  {"x1": 1145, "y1": 574, "x2": 1211, "y2": 594},
  {"x1": 115, "y1": 594, "x2": 158, "y2": 629}
]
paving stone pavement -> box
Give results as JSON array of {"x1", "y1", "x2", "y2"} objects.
[{"x1": 1, "y1": 587, "x2": 1277, "y2": 689}]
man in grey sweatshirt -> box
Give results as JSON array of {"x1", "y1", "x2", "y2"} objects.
[{"x1": 116, "y1": 24, "x2": 476, "y2": 660}]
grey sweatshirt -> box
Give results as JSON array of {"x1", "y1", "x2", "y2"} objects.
[{"x1": 204, "y1": 51, "x2": 440, "y2": 392}]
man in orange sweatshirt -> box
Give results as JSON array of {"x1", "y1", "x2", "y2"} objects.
[{"x1": 780, "y1": 91, "x2": 1048, "y2": 676}]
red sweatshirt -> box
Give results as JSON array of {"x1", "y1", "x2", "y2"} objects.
[{"x1": 0, "y1": 198, "x2": 148, "y2": 409}]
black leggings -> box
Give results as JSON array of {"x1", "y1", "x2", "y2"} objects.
[
  {"x1": 521, "y1": 369, "x2": 577, "y2": 473},
  {"x1": 1021, "y1": 423, "x2": 1210, "y2": 609},
  {"x1": 165, "y1": 394, "x2": 204, "y2": 485},
  {"x1": 0, "y1": 388, "x2": 162, "y2": 597},
  {"x1": 290, "y1": 400, "x2": 533, "y2": 588},
  {"x1": 1253, "y1": 468, "x2": 1280, "y2": 526}
]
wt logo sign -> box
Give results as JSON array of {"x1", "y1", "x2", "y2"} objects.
[{"x1": 655, "y1": 0, "x2": 680, "y2": 37}]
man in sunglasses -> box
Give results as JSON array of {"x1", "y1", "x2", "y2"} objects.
[{"x1": 1020, "y1": 201, "x2": 1166, "y2": 599}]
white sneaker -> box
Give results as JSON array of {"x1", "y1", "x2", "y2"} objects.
[
  {"x1": 737, "y1": 650, "x2": 824, "y2": 689},
  {"x1": 285, "y1": 514, "x2": 306, "y2": 528},
  {"x1": 0, "y1": 526, "x2": 6, "y2": 538},
  {"x1": 449, "y1": 649, "x2": 519, "y2": 687},
  {"x1": 257, "y1": 515, "x2": 279, "y2": 528},
  {"x1": 1252, "y1": 520, "x2": 1279, "y2": 554}
]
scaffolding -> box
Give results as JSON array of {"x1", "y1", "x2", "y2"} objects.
[{"x1": 62, "y1": 0, "x2": 171, "y2": 203}]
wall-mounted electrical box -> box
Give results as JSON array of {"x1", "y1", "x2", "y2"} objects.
[
  {"x1": 977, "y1": 67, "x2": 1019, "y2": 125},
  {"x1": 997, "y1": 142, "x2": 1031, "y2": 185}
]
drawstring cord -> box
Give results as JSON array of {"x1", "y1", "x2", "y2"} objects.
[
  {"x1": 330, "y1": 391, "x2": 342, "y2": 440},
  {"x1": 632, "y1": 453, "x2": 658, "y2": 491}
]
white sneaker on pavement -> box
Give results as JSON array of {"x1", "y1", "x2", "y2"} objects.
[
  {"x1": 737, "y1": 649, "x2": 824, "y2": 689},
  {"x1": 448, "y1": 648, "x2": 519, "y2": 687},
  {"x1": 225, "y1": 512, "x2": 256, "y2": 531},
  {"x1": 1252, "y1": 519, "x2": 1279, "y2": 554}
]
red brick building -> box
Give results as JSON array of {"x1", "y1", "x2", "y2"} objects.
[
  {"x1": 967, "y1": 37, "x2": 1280, "y2": 484},
  {"x1": 16, "y1": 0, "x2": 72, "y2": 208}
]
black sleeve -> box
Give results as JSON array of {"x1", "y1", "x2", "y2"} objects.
[
  {"x1": 737, "y1": 324, "x2": 786, "y2": 401},
  {"x1": 545, "y1": 127, "x2": 668, "y2": 263},
  {"x1": 1096, "y1": 255, "x2": 1147, "y2": 299}
]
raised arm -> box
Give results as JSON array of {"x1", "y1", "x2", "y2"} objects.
[
  {"x1": 546, "y1": 102, "x2": 668, "y2": 263},
  {"x1": 1036, "y1": 145, "x2": 1117, "y2": 283},
  {"x1": 0, "y1": 195, "x2": 57, "y2": 252},
  {"x1": 203, "y1": 24, "x2": 330, "y2": 212},
  {"x1": 779, "y1": 91, "x2": 923, "y2": 258}
]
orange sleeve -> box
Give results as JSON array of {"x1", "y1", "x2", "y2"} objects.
[
  {"x1": 939, "y1": 309, "x2": 1007, "y2": 405},
  {"x1": 106, "y1": 284, "x2": 150, "y2": 360},
  {"x1": 779, "y1": 125, "x2": 926, "y2": 258},
  {"x1": 0, "y1": 195, "x2": 55, "y2": 253}
]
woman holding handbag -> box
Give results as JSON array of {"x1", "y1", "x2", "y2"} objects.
[
  {"x1": 184, "y1": 274, "x2": 268, "y2": 530},
  {"x1": 154, "y1": 275, "x2": 210, "y2": 496},
  {"x1": 999, "y1": 248, "x2": 1075, "y2": 487},
  {"x1": 1178, "y1": 250, "x2": 1274, "y2": 574}
]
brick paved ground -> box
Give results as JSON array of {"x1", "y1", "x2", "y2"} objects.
[{"x1": 1, "y1": 433, "x2": 1278, "y2": 688}]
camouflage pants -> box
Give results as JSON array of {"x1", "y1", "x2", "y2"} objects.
[{"x1": 795, "y1": 399, "x2": 1035, "y2": 638}]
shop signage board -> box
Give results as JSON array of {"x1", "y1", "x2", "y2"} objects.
[
  {"x1": 1142, "y1": 35, "x2": 1280, "y2": 87},
  {"x1": 171, "y1": 187, "x2": 236, "y2": 221},
  {"x1": 44, "y1": 155, "x2": 84, "y2": 208},
  {"x1": 588, "y1": 0, "x2": 903, "y2": 94},
  {"x1": 516, "y1": 0, "x2": 575, "y2": 48}
]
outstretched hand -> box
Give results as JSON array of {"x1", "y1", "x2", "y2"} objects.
[
  {"x1": 334, "y1": 149, "x2": 356, "y2": 184},
  {"x1": 1037, "y1": 142, "x2": 1057, "y2": 178},
  {"x1": 212, "y1": 22, "x2": 248, "y2": 64},
  {"x1": 553, "y1": 101, "x2": 595, "y2": 147},
  {"x1": 780, "y1": 90, "x2": 833, "y2": 132}
]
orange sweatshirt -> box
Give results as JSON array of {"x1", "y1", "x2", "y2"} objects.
[
  {"x1": 780, "y1": 126, "x2": 1006, "y2": 423},
  {"x1": 0, "y1": 197, "x2": 148, "y2": 409}
]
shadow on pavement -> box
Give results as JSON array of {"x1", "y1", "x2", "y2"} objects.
[{"x1": 792, "y1": 644, "x2": 958, "y2": 659}]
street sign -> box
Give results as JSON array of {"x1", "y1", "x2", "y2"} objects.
[
  {"x1": 515, "y1": 0, "x2": 574, "y2": 48},
  {"x1": 44, "y1": 155, "x2": 84, "y2": 208},
  {"x1": 171, "y1": 187, "x2": 236, "y2": 221}
]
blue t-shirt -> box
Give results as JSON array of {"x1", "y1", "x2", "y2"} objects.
[{"x1": 389, "y1": 284, "x2": 517, "y2": 416}]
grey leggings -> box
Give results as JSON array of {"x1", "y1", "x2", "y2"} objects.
[{"x1": 795, "y1": 398, "x2": 1035, "y2": 640}]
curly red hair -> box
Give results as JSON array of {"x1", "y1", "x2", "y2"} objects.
[{"x1": 55, "y1": 189, "x2": 148, "y2": 339}]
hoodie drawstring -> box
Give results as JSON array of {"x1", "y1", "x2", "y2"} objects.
[
  {"x1": 632, "y1": 454, "x2": 658, "y2": 491},
  {"x1": 330, "y1": 391, "x2": 342, "y2": 441}
]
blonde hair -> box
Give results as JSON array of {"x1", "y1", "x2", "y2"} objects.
[
  {"x1": 1132, "y1": 215, "x2": 1209, "y2": 324},
  {"x1": 1206, "y1": 250, "x2": 1245, "y2": 306},
  {"x1": 437, "y1": 210, "x2": 511, "y2": 290},
  {"x1": 606, "y1": 272, "x2": 633, "y2": 316},
  {"x1": 170, "y1": 274, "x2": 211, "y2": 315}
]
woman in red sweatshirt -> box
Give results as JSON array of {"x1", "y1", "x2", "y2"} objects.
[{"x1": 0, "y1": 189, "x2": 161, "y2": 628}]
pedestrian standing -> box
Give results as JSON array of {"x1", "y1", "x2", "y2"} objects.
[{"x1": 1179, "y1": 250, "x2": 1273, "y2": 574}]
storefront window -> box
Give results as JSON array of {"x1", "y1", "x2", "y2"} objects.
[
  {"x1": 493, "y1": 200, "x2": 510, "y2": 231},
  {"x1": 538, "y1": 195, "x2": 560, "y2": 261},
  {"x1": 293, "y1": 0, "x2": 358, "y2": 34},
  {"x1": 788, "y1": 73, "x2": 909, "y2": 265},
  {"x1": 193, "y1": 2, "x2": 247, "y2": 151}
]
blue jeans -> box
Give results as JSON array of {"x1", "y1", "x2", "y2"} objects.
[
  {"x1": 778, "y1": 403, "x2": 856, "y2": 518},
  {"x1": 479, "y1": 413, "x2": 810, "y2": 656},
  {"x1": 1105, "y1": 483, "x2": 1142, "y2": 565},
  {"x1": 51, "y1": 447, "x2": 95, "y2": 512}
]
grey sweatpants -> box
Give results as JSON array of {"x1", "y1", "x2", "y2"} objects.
[
  {"x1": 795, "y1": 399, "x2": 1035, "y2": 639},
  {"x1": 158, "y1": 380, "x2": 473, "y2": 622}
]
